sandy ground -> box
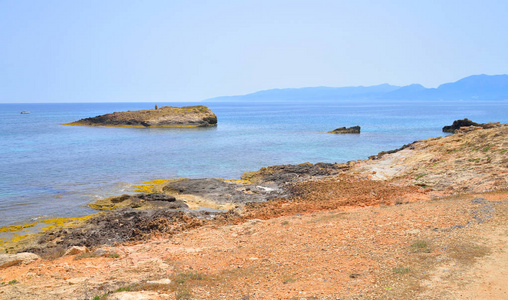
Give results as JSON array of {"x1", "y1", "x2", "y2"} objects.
[{"x1": 1, "y1": 191, "x2": 506, "y2": 299}]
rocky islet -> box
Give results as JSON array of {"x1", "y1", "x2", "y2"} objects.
[{"x1": 64, "y1": 105, "x2": 217, "y2": 128}]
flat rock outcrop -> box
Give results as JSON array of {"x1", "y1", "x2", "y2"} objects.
[
  {"x1": 64, "y1": 105, "x2": 217, "y2": 128},
  {"x1": 328, "y1": 126, "x2": 361, "y2": 134},
  {"x1": 89, "y1": 193, "x2": 187, "y2": 210},
  {"x1": 0, "y1": 252, "x2": 40, "y2": 269}
]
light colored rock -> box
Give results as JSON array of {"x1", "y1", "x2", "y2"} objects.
[
  {"x1": 110, "y1": 291, "x2": 161, "y2": 300},
  {"x1": 0, "y1": 252, "x2": 40, "y2": 269},
  {"x1": 64, "y1": 246, "x2": 89, "y2": 256},
  {"x1": 146, "y1": 278, "x2": 172, "y2": 285},
  {"x1": 92, "y1": 248, "x2": 111, "y2": 257},
  {"x1": 66, "y1": 277, "x2": 88, "y2": 285}
]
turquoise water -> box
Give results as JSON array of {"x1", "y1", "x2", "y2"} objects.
[{"x1": 1, "y1": 100, "x2": 507, "y2": 226}]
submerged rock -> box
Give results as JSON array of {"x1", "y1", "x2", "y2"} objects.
[
  {"x1": 328, "y1": 126, "x2": 361, "y2": 134},
  {"x1": 64, "y1": 105, "x2": 217, "y2": 128}
]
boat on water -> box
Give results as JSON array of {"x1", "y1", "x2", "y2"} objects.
[{"x1": 20, "y1": 111, "x2": 30, "y2": 114}]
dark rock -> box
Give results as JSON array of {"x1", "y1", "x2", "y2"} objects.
[
  {"x1": 241, "y1": 162, "x2": 350, "y2": 185},
  {"x1": 139, "y1": 193, "x2": 176, "y2": 202},
  {"x1": 443, "y1": 119, "x2": 502, "y2": 133},
  {"x1": 442, "y1": 118, "x2": 480, "y2": 133},
  {"x1": 163, "y1": 178, "x2": 282, "y2": 204},
  {"x1": 23, "y1": 209, "x2": 211, "y2": 258},
  {"x1": 328, "y1": 126, "x2": 361, "y2": 134},
  {"x1": 90, "y1": 193, "x2": 185, "y2": 210}
]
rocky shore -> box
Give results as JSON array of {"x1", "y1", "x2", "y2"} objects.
[
  {"x1": 64, "y1": 105, "x2": 217, "y2": 128},
  {"x1": 1, "y1": 121, "x2": 507, "y2": 299}
]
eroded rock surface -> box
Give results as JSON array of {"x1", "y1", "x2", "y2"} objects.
[
  {"x1": 241, "y1": 162, "x2": 350, "y2": 184},
  {"x1": 0, "y1": 252, "x2": 40, "y2": 269},
  {"x1": 90, "y1": 193, "x2": 187, "y2": 210},
  {"x1": 22, "y1": 210, "x2": 210, "y2": 258}
]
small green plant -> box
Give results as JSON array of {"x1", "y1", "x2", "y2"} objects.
[
  {"x1": 8, "y1": 279, "x2": 18, "y2": 285},
  {"x1": 500, "y1": 149, "x2": 507, "y2": 153},
  {"x1": 281, "y1": 220, "x2": 289, "y2": 225},
  {"x1": 108, "y1": 253, "x2": 120, "y2": 258},
  {"x1": 411, "y1": 241, "x2": 427, "y2": 249},
  {"x1": 483, "y1": 145, "x2": 492, "y2": 152},
  {"x1": 92, "y1": 296, "x2": 101, "y2": 300},
  {"x1": 415, "y1": 173, "x2": 427, "y2": 180},
  {"x1": 393, "y1": 267, "x2": 411, "y2": 274},
  {"x1": 116, "y1": 286, "x2": 131, "y2": 292},
  {"x1": 412, "y1": 240, "x2": 431, "y2": 253}
]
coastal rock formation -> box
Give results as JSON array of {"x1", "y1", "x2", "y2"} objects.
[
  {"x1": 442, "y1": 118, "x2": 501, "y2": 133},
  {"x1": 328, "y1": 126, "x2": 361, "y2": 134},
  {"x1": 89, "y1": 193, "x2": 187, "y2": 210},
  {"x1": 162, "y1": 178, "x2": 283, "y2": 207},
  {"x1": 442, "y1": 118, "x2": 480, "y2": 133},
  {"x1": 64, "y1": 105, "x2": 217, "y2": 128},
  {"x1": 357, "y1": 123, "x2": 508, "y2": 193},
  {"x1": 2, "y1": 122, "x2": 508, "y2": 300},
  {"x1": 241, "y1": 162, "x2": 349, "y2": 184}
]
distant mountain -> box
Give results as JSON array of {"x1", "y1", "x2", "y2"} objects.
[
  {"x1": 204, "y1": 74, "x2": 508, "y2": 102},
  {"x1": 206, "y1": 84, "x2": 400, "y2": 102}
]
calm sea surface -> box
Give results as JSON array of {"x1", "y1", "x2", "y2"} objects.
[{"x1": 1, "y1": 100, "x2": 507, "y2": 226}]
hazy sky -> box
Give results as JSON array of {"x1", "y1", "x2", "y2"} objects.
[{"x1": 1, "y1": 0, "x2": 507, "y2": 103}]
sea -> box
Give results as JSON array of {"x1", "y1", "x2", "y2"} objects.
[{"x1": 1, "y1": 100, "x2": 507, "y2": 227}]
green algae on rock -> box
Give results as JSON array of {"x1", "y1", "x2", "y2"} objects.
[{"x1": 64, "y1": 105, "x2": 217, "y2": 128}]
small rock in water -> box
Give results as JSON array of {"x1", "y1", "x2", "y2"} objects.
[{"x1": 328, "y1": 126, "x2": 361, "y2": 134}]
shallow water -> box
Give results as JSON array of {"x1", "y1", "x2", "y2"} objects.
[{"x1": 1, "y1": 100, "x2": 507, "y2": 226}]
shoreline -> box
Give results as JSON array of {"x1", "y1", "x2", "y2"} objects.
[
  {"x1": 2, "y1": 122, "x2": 507, "y2": 255},
  {"x1": 0, "y1": 122, "x2": 507, "y2": 298}
]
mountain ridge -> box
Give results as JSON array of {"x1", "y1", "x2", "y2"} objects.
[{"x1": 204, "y1": 74, "x2": 508, "y2": 102}]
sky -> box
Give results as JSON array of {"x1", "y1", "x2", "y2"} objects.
[{"x1": 1, "y1": 0, "x2": 508, "y2": 103}]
